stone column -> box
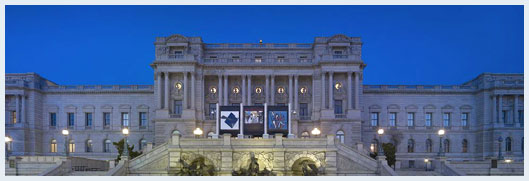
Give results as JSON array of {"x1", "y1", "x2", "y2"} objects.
[
  {"x1": 248, "y1": 75, "x2": 252, "y2": 105},
  {"x1": 183, "y1": 72, "x2": 188, "y2": 109},
  {"x1": 321, "y1": 72, "x2": 326, "y2": 109},
  {"x1": 224, "y1": 75, "x2": 228, "y2": 105},
  {"x1": 15, "y1": 94, "x2": 19, "y2": 124},
  {"x1": 165, "y1": 72, "x2": 170, "y2": 110},
  {"x1": 294, "y1": 75, "x2": 299, "y2": 112},
  {"x1": 21, "y1": 95, "x2": 25, "y2": 123},
  {"x1": 191, "y1": 72, "x2": 195, "y2": 109},
  {"x1": 218, "y1": 74, "x2": 222, "y2": 105},
  {"x1": 498, "y1": 95, "x2": 503, "y2": 123},
  {"x1": 242, "y1": 75, "x2": 246, "y2": 105},
  {"x1": 354, "y1": 72, "x2": 360, "y2": 109},
  {"x1": 347, "y1": 72, "x2": 353, "y2": 110},
  {"x1": 288, "y1": 75, "x2": 293, "y2": 106},
  {"x1": 271, "y1": 75, "x2": 275, "y2": 105},
  {"x1": 157, "y1": 72, "x2": 162, "y2": 109},
  {"x1": 492, "y1": 95, "x2": 497, "y2": 124},
  {"x1": 329, "y1": 71, "x2": 334, "y2": 109},
  {"x1": 265, "y1": 75, "x2": 270, "y2": 104},
  {"x1": 514, "y1": 95, "x2": 519, "y2": 124}
]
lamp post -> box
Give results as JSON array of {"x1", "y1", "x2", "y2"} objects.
[
  {"x1": 5, "y1": 136, "x2": 12, "y2": 160},
  {"x1": 311, "y1": 128, "x2": 321, "y2": 138},
  {"x1": 62, "y1": 129, "x2": 69, "y2": 157},
  {"x1": 377, "y1": 128, "x2": 385, "y2": 156},
  {"x1": 497, "y1": 136, "x2": 504, "y2": 160},
  {"x1": 193, "y1": 128, "x2": 203, "y2": 138},
  {"x1": 437, "y1": 129, "x2": 445, "y2": 157},
  {"x1": 424, "y1": 159, "x2": 430, "y2": 171},
  {"x1": 122, "y1": 128, "x2": 129, "y2": 157}
]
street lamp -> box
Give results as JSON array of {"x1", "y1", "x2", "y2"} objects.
[
  {"x1": 62, "y1": 129, "x2": 69, "y2": 157},
  {"x1": 437, "y1": 129, "x2": 445, "y2": 157},
  {"x1": 193, "y1": 128, "x2": 203, "y2": 138},
  {"x1": 497, "y1": 136, "x2": 504, "y2": 160},
  {"x1": 377, "y1": 128, "x2": 385, "y2": 156},
  {"x1": 5, "y1": 136, "x2": 12, "y2": 160},
  {"x1": 122, "y1": 128, "x2": 129, "y2": 157},
  {"x1": 424, "y1": 159, "x2": 430, "y2": 171},
  {"x1": 311, "y1": 128, "x2": 321, "y2": 137}
]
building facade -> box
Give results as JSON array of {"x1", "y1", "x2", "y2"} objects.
[{"x1": 5, "y1": 34, "x2": 524, "y2": 169}]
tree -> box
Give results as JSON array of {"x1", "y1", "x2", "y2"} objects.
[
  {"x1": 369, "y1": 143, "x2": 396, "y2": 168},
  {"x1": 113, "y1": 138, "x2": 142, "y2": 163}
]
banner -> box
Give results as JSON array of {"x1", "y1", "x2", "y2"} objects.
[
  {"x1": 219, "y1": 106, "x2": 240, "y2": 136},
  {"x1": 243, "y1": 106, "x2": 264, "y2": 137},
  {"x1": 267, "y1": 106, "x2": 289, "y2": 135}
]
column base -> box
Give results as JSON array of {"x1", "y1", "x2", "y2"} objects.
[
  {"x1": 287, "y1": 134, "x2": 295, "y2": 138},
  {"x1": 237, "y1": 134, "x2": 244, "y2": 139},
  {"x1": 262, "y1": 134, "x2": 269, "y2": 139}
]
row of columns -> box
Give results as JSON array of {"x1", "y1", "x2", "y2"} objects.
[
  {"x1": 492, "y1": 94, "x2": 522, "y2": 124},
  {"x1": 11, "y1": 94, "x2": 25, "y2": 124},
  {"x1": 321, "y1": 71, "x2": 361, "y2": 110},
  {"x1": 157, "y1": 72, "x2": 195, "y2": 110}
]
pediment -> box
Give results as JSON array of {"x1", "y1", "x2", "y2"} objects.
[
  {"x1": 387, "y1": 104, "x2": 400, "y2": 110},
  {"x1": 119, "y1": 104, "x2": 131, "y2": 109},
  {"x1": 423, "y1": 104, "x2": 436, "y2": 110},
  {"x1": 369, "y1": 104, "x2": 381, "y2": 110},
  {"x1": 101, "y1": 104, "x2": 113, "y2": 109},
  {"x1": 137, "y1": 104, "x2": 150, "y2": 109}
]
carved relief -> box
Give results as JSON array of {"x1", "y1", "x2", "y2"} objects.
[
  {"x1": 285, "y1": 151, "x2": 325, "y2": 170},
  {"x1": 233, "y1": 152, "x2": 274, "y2": 171},
  {"x1": 180, "y1": 151, "x2": 221, "y2": 171}
]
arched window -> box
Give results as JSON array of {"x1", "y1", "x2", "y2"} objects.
[
  {"x1": 207, "y1": 132, "x2": 215, "y2": 139},
  {"x1": 104, "y1": 140, "x2": 112, "y2": 153},
  {"x1": 443, "y1": 139, "x2": 450, "y2": 153},
  {"x1": 336, "y1": 130, "x2": 345, "y2": 144},
  {"x1": 505, "y1": 137, "x2": 512, "y2": 152},
  {"x1": 85, "y1": 140, "x2": 93, "y2": 152},
  {"x1": 407, "y1": 139, "x2": 415, "y2": 153},
  {"x1": 172, "y1": 130, "x2": 180, "y2": 135},
  {"x1": 139, "y1": 139, "x2": 147, "y2": 150},
  {"x1": 69, "y1": 140, "x2": 76, "y2": 153},
  {"x1": 51, "y1": 139, "x2": 57, "y2": 153},
  {"x1": 301, "y1": 131, "x2": 310, "y2": 139},
  {"x1": 371, "y1": 139, "x2": 379, "y2": 153},
  {"x1": 425, "y1": 139, "x2": 433, "y2": 153},
  {"x1": 462, "y1": 139, "x2": 468, "y2": 153}
]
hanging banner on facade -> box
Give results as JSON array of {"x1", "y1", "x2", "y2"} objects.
[
  {"x1": 243, "y1": 106, "x2": 264, "y2": 137},
  {"x1": 219, "y1": 106, "x2": 240, "y2": 136},
  {"x1": 267, "y1": 106, "x2": 289, "y2": 135}
]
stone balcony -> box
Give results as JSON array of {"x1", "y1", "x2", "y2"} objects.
[{"x1": 204, "y1": 43, "x2": 313, "y2": 49}]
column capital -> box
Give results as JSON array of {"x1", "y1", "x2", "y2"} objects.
[{"x1": 347, "y1": 71, "x2": 353, "y2": 76}]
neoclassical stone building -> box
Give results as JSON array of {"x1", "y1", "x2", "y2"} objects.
[{"x1": 5, "y1": 34, "x2": 524, "y2": 173}]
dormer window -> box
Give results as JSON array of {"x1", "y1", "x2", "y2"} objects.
[{"x1": 255, "y1": 56, "x2": 262, "y2": 63}]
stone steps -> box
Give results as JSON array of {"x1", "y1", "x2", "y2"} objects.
[
  {"x1": 396, "y1": 169, "x2": 441, "y2": 176},
  {"x1": 67, "y1": 171, "x2": 108, "y2": 176}
]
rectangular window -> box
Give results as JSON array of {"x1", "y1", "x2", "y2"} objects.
[
  {"x1": 121, "y1": 113, "x2": 129, "y2": 127},
  {"x1": 11, "y1": 111, "x2": 17, "y2": 124},
  {"x1": 174, "y1": 100, "x2": 182, "y2": 115},
  {"x1": 334, "y1": 100, "x2": 343, "y2": 114},
  {"x1": 68, "y1": 113, "x2": 75, "y2": 127},
  {"x1": 461, "y1": 113, "x2": 468, "y2": 127},
  {"x1": 519, "y1": 110, "x2": 524, "y2": 125},
  {"x1": 425, "y1": 113, "x2": 432, "y2": 127},
  {"x1": 300, "y1": 103, "x2": 309, "y2": 117},
  {"x1": 50, "y1": 113, "x2": 57, "y2": 127},
  {"x1": 389, "y1": 112, "x2": 396, "y2": 127},
  {"x1": 407, "y1": 113, "x2": 415, "y2": 127},
  {"x1": 51, "y1": 142, "x2": 57, "y2": 153},
  {"x1": 139, "y1": 112, "x2": 147, "y2": 127},
  {"x1": 209, "y1": 103, "x2": 216, "y2": 117},
  {"x1": 255, "y1": 56, "x2": 262, "y2": 63},
  {"x1": 277, "y1": 56, "x2": 285, "y2": 63},
  {"x1": 85, "y1": 113, "x2": 93, "y2": 127},
  {"x1": 103, "y1": 113, "x2": 111, "y2": 127},
  {"x1": 69, "y1": 142, "x2": 75, "y2": 153},
  {"x1": 502, "y1": 111, "x2": 507, "y2": 123},
  {"x1": 443, "y1": 113, "x2": 450, "y2": 127},
  {"x1": 334, "y1": 50, "x2": 343, "y2": 55},
  {"x1": 174, "y1": 50, "x2": 183, "y2": 54},
  {"x1": 371, "y1": 113, "x2": 379, "y2": 126},
  {"x1": 409, "y1": 160, "x2": 415, "y2": 168}
]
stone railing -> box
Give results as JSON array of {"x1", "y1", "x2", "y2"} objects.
[
  {"x1": 439, "y1": 161, "x2": 466, "y2": 176},
  {"x1": 363, "y1": 85, "x2": 476, "y2": 93},
  {"x1": 335, "y1": 142, "x2": 378, "y2": 170},
  {"x1": 106, "y1": 157, "x2": 129, "y2": 176},
  {"x1": 204, "y1": 43, "x2": 313, "y2": 49},
  {"x1": 39, "y1": 159, "x2": 71, "y2": 176},
  {"x1": 45, "y1": 85, "x2": 154, "y2": 93},
  {"x1": 203, "y1": 58, "x2": 313, "y2": 65},
  {"x1": 70, "y1": 157, "x2": 109, "y2": 171}
]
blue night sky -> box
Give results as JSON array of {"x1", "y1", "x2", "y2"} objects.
[{"x1": 6, "y1": 5, "x2": 523, "y2": 85}]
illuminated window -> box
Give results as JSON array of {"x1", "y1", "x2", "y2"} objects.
[
  {"x1": 277, "y1": 87, "x2": 285, "y2": 94},
  {"x1": 371, "y1": 139, "x2": 379, "y2": 153},
  {"x1": 69, "y1": 140, "x2": 76, "y2": 153},
  {"x1": 51, "y1": 139, "x2": 57, "y2": 153},
  {"x1": 301, "y1": 131, "x2": 310, "y2": 138},
  {"x1": 334, "y1": 82, "x2": 342, "y2": 90},
  {"x1": 175, "y1": 82, "x2": 183, "y2": 90},
  {"x1": 232, "y1": 87, "x2": 240, "y2": 94},
  {"x1": 255, "y1": 56, "x2": 262, "y2": 63},
  {"x1": 11, "y1": 111, "x2": 17, "y2": 124},
  {"x1": 210, "y1": 87, "x2": 217, "y2": 94},
  {"x1": 255, "y1": 87, "x2": 262, "y2": 94}
]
